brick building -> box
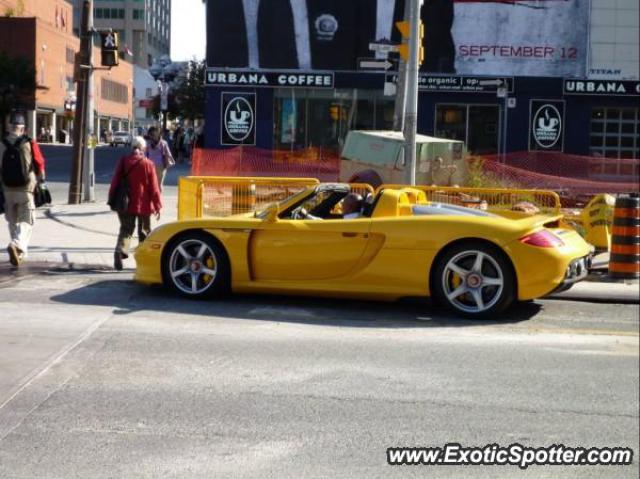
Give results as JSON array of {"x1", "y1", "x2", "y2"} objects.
[{"x1": 0, "y1": 0, "x2": 134, "y2": 141}]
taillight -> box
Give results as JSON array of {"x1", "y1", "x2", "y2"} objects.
[{"x1": 519, "y1": 230, "x2": 564, "y2": 248}]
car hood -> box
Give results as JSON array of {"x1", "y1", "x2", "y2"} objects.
[{"x1": 413, "y1": 203, "x2": 497, "y2": 217}]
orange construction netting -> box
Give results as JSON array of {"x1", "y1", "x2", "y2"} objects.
[
  {"x1": 191, "y1": 146, "x2": 340, "y2": 181},
  {"x1": 191, "y1": 147, "x2": 639, "y2": 205},
  {"x1": 473, "y1": 152, "x2": 639, "y2": 205}
]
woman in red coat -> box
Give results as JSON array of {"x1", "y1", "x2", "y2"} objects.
[{"x1": 109, "y1": 136, "x2": 162, "y2": 271}]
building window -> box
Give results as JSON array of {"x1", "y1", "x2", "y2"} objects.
[
  {"x1": 133, "y1": 9, "x2": 144, "y2": 20},
  {"x1": 435, "y1": 104, "x2": 500, "y2": 155},
  {"x1": 590, "y1": 108, "x2": 639, "y2": 160},
  {"x1": 101, "y1": 78, "x2": 129, "y2": 104},
  {"x1": 66, "y1": 47, "x2": 75, "y2": 64},
  {"x1": 273, "y1": 89, "x2": 394, "y2": 152}
]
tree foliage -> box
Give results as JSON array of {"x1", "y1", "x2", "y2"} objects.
[
  {"x1": 151, "y1": 60, "x2": 205, "y2": 123},
  {"x1": 0, "y1": 50, "x2": 36, "y2": 134}
]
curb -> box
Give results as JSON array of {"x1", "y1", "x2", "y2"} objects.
[{"x1": 547, "y1": 281, "x2": 639, "y2": 305}]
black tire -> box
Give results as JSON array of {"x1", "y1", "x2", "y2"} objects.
[
  {"x1": 431, "y1": 241, "x2": 516, "y2": 318},
  {"x1": 161, "y1": 232, "x2": 230, "y2": 299}
]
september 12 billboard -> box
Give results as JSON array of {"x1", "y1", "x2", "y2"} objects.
[{"x1": 207, "y1": 0, "x2": 588, "y2": 78}]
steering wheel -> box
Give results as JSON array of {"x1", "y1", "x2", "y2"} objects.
[{"x1": 292, "y1": 207, "x2": 309, "y2": 220}]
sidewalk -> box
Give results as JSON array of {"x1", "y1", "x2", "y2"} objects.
[
  {"x1": 0, "y1": 188, "x2": 178, "y2": 271},
  {"x1": 1, "y1": 192, "x2": 638, "y2": 304}
]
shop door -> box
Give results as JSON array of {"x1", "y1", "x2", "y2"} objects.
[
  {"x1": 467, "y1": 106, "x2": 499, "y2": 154},
  {"x1": 435, "y1": 104, "x2": 500, "y2": 155}
]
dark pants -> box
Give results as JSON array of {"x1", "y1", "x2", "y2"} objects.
[{"x1": 116, "y1": 212, "x2": 151, "y2": 256}]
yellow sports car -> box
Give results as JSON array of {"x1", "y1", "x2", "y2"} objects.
[{"x1": 135, "y1": 184, "x2": 593, "y2": 317}]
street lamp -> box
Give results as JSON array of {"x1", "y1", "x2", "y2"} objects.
[{"x1": 149, "y1": 55, "x2": 178, "y2": 131}]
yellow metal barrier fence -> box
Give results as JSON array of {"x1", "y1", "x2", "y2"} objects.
[
  {"x1": 178, "y1": 176, "x2": 320, "y2": 219},
  {"x1": 376, "y1": 185, "x2": 562, "y2": 215}
]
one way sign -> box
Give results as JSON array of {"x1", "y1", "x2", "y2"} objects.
[{"x1": 357, "y1": 58, "x2": 396, "y2": 71}]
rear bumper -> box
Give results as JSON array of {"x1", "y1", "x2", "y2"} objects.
[
  {"x1": 505, "y1": 230, "x2": 593, "y2": 300},
  {"x1": 547, "y1": 254, "x2": 592, "y2": 295}
]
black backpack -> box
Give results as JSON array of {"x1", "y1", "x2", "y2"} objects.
[{"x1": 1, "y1": 137, "x2": 31, "y2": 187}]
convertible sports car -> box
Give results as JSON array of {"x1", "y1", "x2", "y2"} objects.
[{"x1": 135, "y1": 183, "x2": 593, "y2": 317}]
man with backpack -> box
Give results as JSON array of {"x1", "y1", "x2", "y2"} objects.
[{"x1": 0, "y1": 111, "x2": 46, "y2": 267}]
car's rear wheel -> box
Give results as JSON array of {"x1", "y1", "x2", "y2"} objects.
[
  {"x1": 432, "y1": 242, "x2": 515, "y2": 317},
  {"x1": 161, "y1": 232, "x2": 230, "y2": 298}
]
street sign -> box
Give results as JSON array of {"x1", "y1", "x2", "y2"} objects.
[
  {"x1": 369, "y1": 42, "x2": 399, "y2": 54},
  {"x1": 357, "y1": 58, "x2": 395, "y2": 71}
]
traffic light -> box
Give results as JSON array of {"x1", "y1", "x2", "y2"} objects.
[
  {"x1": 396, "y1": 21, "x2": 424, "y2": 65},
  {"x1": 100, "y1": 31, "x2": 119, "y2": 67}
]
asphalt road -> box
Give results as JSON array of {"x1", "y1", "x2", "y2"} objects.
[{"x1": 0, "y1": 270, "x2": 638, "y2": 479}]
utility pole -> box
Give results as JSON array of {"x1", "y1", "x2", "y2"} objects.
[
  {"x1": 403, "y1": 0, "x2": 421, "y2": 186},
  {"x1": 83, "y1": 4, "x2": 96, "y2": 202},
  {"x1": 69, "y1": 0, "x2": 91, "y2": 204},
  {"x1": 392, "y1": 0, "x2": 411, "y2": 132}
]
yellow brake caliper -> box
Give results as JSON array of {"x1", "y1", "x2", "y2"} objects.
[{"x1": 203, "y1": 256, "x2": 216, "y2": 284}]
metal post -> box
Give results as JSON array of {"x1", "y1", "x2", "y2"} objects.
[
  {"x1": 68, "y1": 0, "x2": 91, "y2": 204},
  {"x1": 403, "y1": 0, "x2": 421, "y2": 186},
  {"x1": 161, "y1": 80, "x2": 169, "y2": 132},
  {"x1": 83, "y1": 3, "x2": 95, "y2": 202},
  {"x1": 393, "y1": 0, "x2": 411, "y2": 132},
  {"x1": 502, "y1": 95, "x2": 508, "y2": 164}
]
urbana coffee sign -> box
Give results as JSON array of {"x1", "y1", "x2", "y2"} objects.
[
  {"x1": 207, "y1": 70, "x2": 334, "y2": 88},
  {"x1": 563, "y1": 80, "x2": 640, "y2": 96},
  {"x1": 529, "y1": 100, "x2": 565, "y2": 151}
]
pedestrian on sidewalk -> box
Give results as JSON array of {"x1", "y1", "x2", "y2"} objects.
[
  {"x1": 109, "y1": 136, "x2": 162, "y2": 271},
  {"x1": 0, "y1": 111, "x2": 46, "y2": 267},
  {"x1": 145, "y1": 126, "x2": 174, "y2": 192}
]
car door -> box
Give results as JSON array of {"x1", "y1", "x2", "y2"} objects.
[{"x1": 249, "y1": 218, "x2": 371, "y2": 281}]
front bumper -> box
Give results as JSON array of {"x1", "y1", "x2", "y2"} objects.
[{"x1": 133, "y1": 239, "x2": 164, "y2": 285}]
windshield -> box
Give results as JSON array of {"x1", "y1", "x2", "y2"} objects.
[{"x1": 254, "y1": 188, "x2": 315, "y2": 219}]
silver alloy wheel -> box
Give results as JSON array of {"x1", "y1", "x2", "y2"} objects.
[
  {"x1": 442, "y1": 250, "x2": 504, "y2": 314},
  {"x1": 168, "y1": 239, "x2": 218, "y2": 295}
]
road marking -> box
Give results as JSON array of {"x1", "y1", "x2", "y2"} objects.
[{"x1": 250, "y1": 306, "x2": 318, "y2": 319}]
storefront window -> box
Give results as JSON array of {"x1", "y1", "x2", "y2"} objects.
[
  {"x1": 273, "y1": 89, "x2": 397, "y2": 152},
  {"x1": 590, "y1": 107, "x2": 639, "y2": 160},
  {"x1": 435, "y1": 104, "x2": 499, "y2": 155}
]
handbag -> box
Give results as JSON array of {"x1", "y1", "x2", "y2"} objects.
[
  {"x1": 108, "y1": 159, "x2": 142, "y2": 212},
  {"x1": 34, "y1": 182, "x2": 52, "y2": 208}
]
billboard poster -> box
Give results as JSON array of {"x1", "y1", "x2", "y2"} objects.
[
  {"x1": 529, "y1": 100, "x2": 565, "y2": 152},
  {"x1": 220, "y1": 92, "x2": 256, "y2": 146},
  {"x1": 206, "y1": 0, "x2": 588, "y2": 78},
  {"x1": 452, "y1": 0, "x2": 588, "y2": 77}
]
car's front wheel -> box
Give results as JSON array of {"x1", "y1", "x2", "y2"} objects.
[
  {"x1": 161, "y1": 232, "x2": 230, "y2": 298},
  {"x1": 432, "y1": 242, "x2": 515, "y2": 317}
]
